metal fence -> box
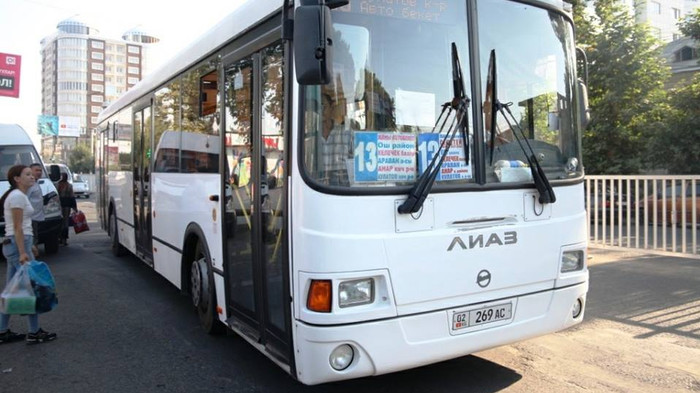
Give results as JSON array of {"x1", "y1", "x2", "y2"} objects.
[{"x1": 585, "y1": 175, "x2": 700, "y2": 258}]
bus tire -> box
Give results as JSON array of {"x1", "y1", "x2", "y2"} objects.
[
  {"x1": 109, "y1": 211, "x2": 127, "y2": 257},
  {"x1": 191, "y1": 240, "x2": 225, "y2": 335}
]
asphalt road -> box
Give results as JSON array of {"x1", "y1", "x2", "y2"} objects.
[{"x1": 1, "y1": 199, "x2": 698, "y2": 392}]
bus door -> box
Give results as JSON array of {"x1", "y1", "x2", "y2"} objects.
[
  {"x1": 222, "y1": 40, "x2": 291, "y2": 364},
  {"x1": 133, "y1": 103, "x2": 154, "y2": 265}
]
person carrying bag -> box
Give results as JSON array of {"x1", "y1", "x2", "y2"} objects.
[
  {"x1": 57, "y1": 172, "x2": 77, "y2": 246},
  {"x1": 1, "y1": 165, "x2": 57, "y2": 344}
]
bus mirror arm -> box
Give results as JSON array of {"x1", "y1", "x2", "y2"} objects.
[{"x1": 297, "y1": 0, "x2": 348, "y2": 8}]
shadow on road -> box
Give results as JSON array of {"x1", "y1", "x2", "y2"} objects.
[
  {"x1": 585, "y1": 252, "x2": 700, "y2": 341},
  {"x1": 0, "y1": 220, "x2": 527, "y2": 393},
  {"x1": 305, "y1": 355, "x2": 522, "y2": 393}
]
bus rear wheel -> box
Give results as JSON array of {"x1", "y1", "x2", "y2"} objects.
[{"x1": 190, "y1": 241, "x2": 224, "y2": 334}]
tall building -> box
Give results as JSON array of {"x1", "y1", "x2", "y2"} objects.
[{"x1": 39, "y1": 16, "x2": 159, "y2": 162}]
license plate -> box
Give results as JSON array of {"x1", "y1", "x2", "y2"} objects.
[{"x1": 452, "y1": 302, "x2": 513, "y2": 331}]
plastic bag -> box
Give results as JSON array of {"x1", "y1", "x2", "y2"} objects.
[
  {"x1": 28, "y1": 260, "x2": 58, "y2": 314},
  {"x1": 70, "y1": 210, "x2": 90, "y2": 234},
  {"x1": 0, "y1": 264, "x2": 36, "y2": 315}
]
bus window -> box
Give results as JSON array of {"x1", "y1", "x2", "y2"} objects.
[
  {"x1": 154, "y1": 81, "x2": 181, "y2": 173},
  {"x1": 181, "y1": 56, "x2": 220, "y2": 173}
]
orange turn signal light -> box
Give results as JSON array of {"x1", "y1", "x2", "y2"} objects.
[{"x1": 307, "y1": 280, "x2": 332, "y2": 313}]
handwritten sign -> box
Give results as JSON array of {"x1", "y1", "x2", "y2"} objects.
[
  {"x1": 417, "y1": 133, "x2": 472, "y2": 181},
  {"x1": 354, "y1": 131, "x2": 416, "y2": 182}
]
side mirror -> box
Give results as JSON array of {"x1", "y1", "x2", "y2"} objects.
[
  {"x1": 294, "y1": 5, "x2": 333, "y2": 85},
  {"x1": 577, "y1": 78, "x2": 590, "y2": 130},
  {"x1": 48, "y1": 165, "x2": 61, "y2": 182}
]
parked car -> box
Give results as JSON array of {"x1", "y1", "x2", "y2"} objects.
[
  {"x1": 637, "y1": 182, "x2": 700, "y2": 226},
  {"x1": 72, "y1": 174, "x2": 91, "y2": 198},
  {"x1": 585, "y1": 184, "x2": 629, "y2": 223}
]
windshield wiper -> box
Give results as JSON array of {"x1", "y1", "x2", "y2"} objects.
[
  {"x1": 487, "y1": 50, "x2": 556, "y2": 204},
  {"x1": 398, "y1": 43, "x2": 470, "y2": 215}
]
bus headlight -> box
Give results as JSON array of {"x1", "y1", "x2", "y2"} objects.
[
  {"x1": 338, "y1": 278, "x2": 374, "y2": 308},
  {"x1": 561, "y1": 250, "x2": 584, "y2": 273}
]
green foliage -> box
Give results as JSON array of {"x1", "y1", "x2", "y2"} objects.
[
  {"x1": 679, "y1": 8, "x2": 700, "y2": 40},
  {"x1": 68, "y1": 144, "x2": 94, "y2": 173},
  {"x1": 648, "y1": 75, "x2": 700, "y2": 173},
  {"x1": 569, "y1": 0, "x2": 670, "y2": 174}
]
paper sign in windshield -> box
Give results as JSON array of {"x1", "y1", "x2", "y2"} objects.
[
  {"x1": 354, "y1": 132, "x2": 416, "y2": 182},
  {"x1": 417, "y1": 133, "x2": 472, "y2": 181}
]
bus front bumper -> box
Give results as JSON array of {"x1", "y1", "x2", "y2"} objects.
[{"x1": 293, "y1": 281, "x2": 587, "y2": 385}]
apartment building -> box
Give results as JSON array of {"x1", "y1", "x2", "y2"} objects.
[
  {"x1": 39, "y1": 16, "x2": 159, "y2": 162},
  {"x1": 611, "y1": 0, "x2": 699, "y2": 88},
  {"x1": 616, "y1": 0, "x2": 685, "y2": 42}
]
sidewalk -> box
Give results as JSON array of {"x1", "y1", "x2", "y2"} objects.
[{"x1": 588, "y1": 245, "x2": 700, "y2": 266}]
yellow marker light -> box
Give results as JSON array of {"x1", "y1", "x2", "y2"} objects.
[{"x1": 307, "y1": 280, "x2": 332, "y2": 313}]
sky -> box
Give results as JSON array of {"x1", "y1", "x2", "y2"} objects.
[{"x1": 0, "y1": 0, "x2": 248, "y2": 147}]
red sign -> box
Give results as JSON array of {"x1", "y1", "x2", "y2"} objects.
[{"x1": 0, "y1": 53, "x2": 21, "y2": 98}]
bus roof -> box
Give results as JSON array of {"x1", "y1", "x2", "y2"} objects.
[
  {"x1": 98, "y1": 0, "x2": 281, "y2": 123},
  {"x1": 98, "y1": 0, "x2": 571, "y2": 125}
]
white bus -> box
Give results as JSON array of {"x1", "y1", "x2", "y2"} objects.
[{"x1": 95, "y1": 0, "x2": 590, "y2": 385}]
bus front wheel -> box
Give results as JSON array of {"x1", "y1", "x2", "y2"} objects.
[{"x1": 190, "y1": 241, "x2": 224, "y2": 335}]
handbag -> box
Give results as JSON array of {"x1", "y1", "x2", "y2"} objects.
[
  {"x1": 0, "y1": 264, "x2": 36, "y2": 314},
  {"x1": 27, "y1": 260, "x2": 58, "y2": 314},
  {"x1": 70, "y1": 210, "x2": 90, "y2": 234}
]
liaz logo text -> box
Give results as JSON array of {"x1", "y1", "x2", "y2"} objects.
[{"x1": 447, "y1": 231, "x2": 518, "y2": 251}]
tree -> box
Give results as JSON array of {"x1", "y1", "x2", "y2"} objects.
[
  {"x1": 648, "y1": 74, "x2": 700, "y2": 173},
  {"x1": 568, "y1": 0, "x2": 670, "y2": 174},
  {"x1": 68, "y1": 143, "x2": 94, "y2": 173},
  {"x1": 679, "y1": 8, "x2": 700, "y2": 40},
  {"x1": 647, "y1": 13, "x2": 700, "y2": 173}
]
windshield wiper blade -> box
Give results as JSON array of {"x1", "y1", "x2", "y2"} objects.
[
  {"x1": 451, "y1": 43, "x2": 470, "y2": 165},
  {"x1": 487, "y1": 49, "x2": 555, "y2": 204},
  {"x1": 493, "y1": 101, "x2": 556, "y2": 204},
  {"x1": 398, "y1": 43, "x2": 470, "y2": 215}
]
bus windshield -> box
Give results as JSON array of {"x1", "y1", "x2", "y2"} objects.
[{"x1": 302, "y1": 0, "x2": 582, "y2": 189}]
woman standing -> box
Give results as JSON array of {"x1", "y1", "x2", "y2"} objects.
[
  {"x1": 0, "y1": 165, "x2": 57, "y2": 344},
  {"x1": 57, "y1": 172, "x2": 76, "y2": 246}
]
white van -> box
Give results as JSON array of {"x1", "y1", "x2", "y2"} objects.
[{"x1": 0, "y1": 124, "x2": 63, "y2": 254}]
